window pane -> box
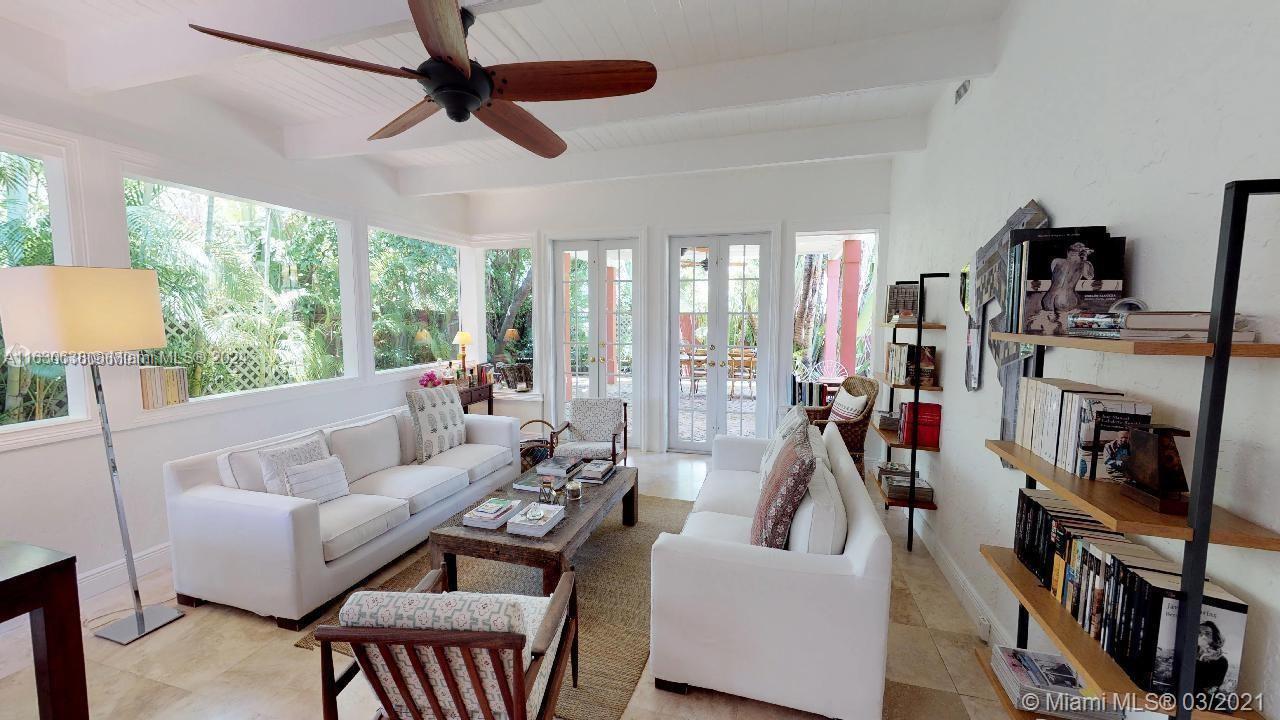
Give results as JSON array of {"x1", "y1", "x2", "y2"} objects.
[
  {"x1": 0, "y1": 151, "x2": 68, "y2": 427},
  {"x1": 127, "y1": 178, "x2": 344, "y2": 398},
  {"x1": 368, "y1": 228, "x2": 460, "y2": 371},
  {"x1": 485, "y1": 248, "x2": 534, "y2": 384}
]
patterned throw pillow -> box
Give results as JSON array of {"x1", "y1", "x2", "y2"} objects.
[
  {"x1": 751, "y1": 423, "x2": 819, "y2": 549},
  {"x1": 258, "y1": 431, "x2": 331, "y2": 496},
  {"x1": 406, "y1": 385, "x2": 467, "y2": 462},
  {"x1": 828, "y1": 387, "x2": 868, "y2": 422},
  {"x1": 283, "y1": 456, "x2": 350, "y2": 504}
]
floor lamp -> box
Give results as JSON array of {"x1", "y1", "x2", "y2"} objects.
[{"x1": 0, "y1": 266, "x2": 184, "y2": 644}]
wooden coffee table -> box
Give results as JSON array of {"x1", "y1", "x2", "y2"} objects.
[{"x1": 429, "y1": 466, "x2": 639, "y2": 595}]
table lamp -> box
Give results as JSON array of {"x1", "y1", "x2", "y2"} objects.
[
  {"x1": 0, "y1": 266, "x2": 184, "y2": 644},
  {"x1": 503, "y1": 328, "x2": 520, "y2": 343},
  {"x1": 453, "y1": 330, "x2": 472, "y2": 375}
]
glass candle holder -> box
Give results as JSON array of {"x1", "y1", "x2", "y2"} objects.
[{"x1": 565, "y1": 479, "x2": 583, "y2": 501}]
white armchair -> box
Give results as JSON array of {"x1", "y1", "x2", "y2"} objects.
[{"x1": 551, "y1": 398, "x2": 628, "y2": 464}]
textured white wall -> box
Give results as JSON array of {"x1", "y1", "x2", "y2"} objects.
[{"x1": 884, "y1": 0, "x2": 1280, "y2": 699}]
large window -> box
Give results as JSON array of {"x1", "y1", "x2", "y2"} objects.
[
  {"x1": 1, "y1": 151, "x2": 68, "y2": 427},
  {"x1": 368, "y1": 228, "x2": 460, "y2": 371},
  {"x1": 126, "y1": 178, "x2": 344, "y2": 398},
  {"x1": 485, "y1": 247, "x2": 534, "y2": 371}
]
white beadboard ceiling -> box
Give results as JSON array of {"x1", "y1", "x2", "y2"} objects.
[{"x1": 0, "y1": 0, "x2": 1008, "y2": 193}]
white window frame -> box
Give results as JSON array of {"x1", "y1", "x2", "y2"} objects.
[{"x1": 474, "y1": 234, "x2": 539, "y2": 397}]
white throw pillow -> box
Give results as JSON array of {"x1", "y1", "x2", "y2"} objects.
[
  {"x1": 406, "y1": 385, "x2": 467, "y2": 462},
  {"x1": 326, "y1": 415, "x2": 401, "y2": 482},
  {"x1": 760, "y1": 405, "x2": 810, "y2": 483},
  {"x1": 258, "y1": 431, "x2": 331, "y2": 495},
  {"x1": 283, "y1": 456, "x2": 350, "y2": 504},
  {"x1": 787, "y1": 426, "x2": 848, "y2": 554},
  {"x1": 828, "y1": 387, "x2": 868, "y2": 422}
]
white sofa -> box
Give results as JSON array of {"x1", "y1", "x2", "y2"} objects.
[
  {"x1": 163, "y1": 407, "x2": 520, "y2": 629},
  {"x1": 650, "y1": 425, "x2": 892, "y2": 719}
]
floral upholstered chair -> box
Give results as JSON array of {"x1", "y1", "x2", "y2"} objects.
[
  {"x1": 552, "y1": 398, "x2": 628, "y2": 465},
  {"x1": 315, "y1": 566, "x2": 577, "y2": 720}
]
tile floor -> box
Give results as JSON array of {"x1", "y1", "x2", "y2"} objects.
[{"x1": 0, "y1": 452, "x2": 1003, "y2": 719}]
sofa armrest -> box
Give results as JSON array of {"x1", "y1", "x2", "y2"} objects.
[
  {"x1": 710, "y1": 435, "x2": 770, "y2": 472},
  {"x1": 465, "y1": 414, "x2": 520, "y2": 456},
  {"x1": 166, "y1": 484, "x2": 322, "y2": 618}
]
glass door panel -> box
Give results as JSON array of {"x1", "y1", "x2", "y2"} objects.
[
  {"x1": 560, "y1": 249, "x2": 592, "y2": 402},
  {"x1": 725, "y1": 243, "x2": 761, "y2": 438},
  {"x1": 672, "y1": 244, "x2": 714, "y2": 450},
  {"x1": 602, "y1": 248, "x2": 634, "y2": 402}
]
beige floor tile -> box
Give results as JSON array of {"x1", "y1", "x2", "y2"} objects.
[
  {"x1": 0, "y1": 659, "x2": 193, "y2": 720},
  {"x1": 889, "y1": 585, "x2": 926, "y2": 626},
  {"x1": 882, "y1": 679, "x2": 972, "y2": 720},
  {"x1": 930, "y1": 629, "x2": 996, "y2": 700},
  {"x1": 962, "y1": 694, "x2": 1011, "y2": 720},
  {"x1": 886, "y1": 621, "x2": 956, "y2": 693}
]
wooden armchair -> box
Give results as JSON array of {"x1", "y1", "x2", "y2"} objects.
[
  {"x1": 805, "y1": 375, "x2": 879, "y2": 476},
  {"x1": 551, "y1": 399, "x2": 628, "y2": 465},
  {"x1": 316, "y1": 566, "x2": 578, "y2": 720}
]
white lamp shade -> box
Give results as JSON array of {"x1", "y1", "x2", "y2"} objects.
[
  {"x1": 452, "y1": 330, "x2": 472, "y2": 346},
  {"x1": 0, "y1": 266, "x2": 166, "y2": 353}
]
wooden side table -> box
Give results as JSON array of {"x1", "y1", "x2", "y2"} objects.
[
  {"x1": 457, "y1": 382, "x2": 494, "y2": 414},
  {"x1": 0, "y1": 541, "x2": 89, "y2": 720}
]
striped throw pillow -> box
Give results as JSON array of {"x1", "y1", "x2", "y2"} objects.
[
  {"x1": 828, "y1": 388, "x2": 868, "y2": 422},
  {"x1": 283, "y1": 456, "x2": 350, "y2": 504}
]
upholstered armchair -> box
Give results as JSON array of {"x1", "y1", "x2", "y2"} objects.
[
  {"x1": 805, "y1": 375, "x2": 879, "y2": 476},
  {"x1": 552, "y1": 399, "x2": 628, "y2": 465},
  {"x1": 316, "y1": 566, "x2": 578, "y2": 720}
]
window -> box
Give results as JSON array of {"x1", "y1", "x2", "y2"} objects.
[
  {"x1": 368, "y1": 228, "x2": 460, "y2": 371},
  {"x1": 484, "y1": 247, "x2": 534, "y2": 373},
  {"x1": 126, "y1": 178, "x2": 344, "y2": 399},
  {"x1": 0, "y1": 151, "x2": 68, "y2": 428},
  {"x1": 792, "y1": 232, "x2": 877, "y2": 377}
]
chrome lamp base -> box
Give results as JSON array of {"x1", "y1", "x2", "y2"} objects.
[{"x1": 94, "y1": 605, "x2": 185, "y2": 645}]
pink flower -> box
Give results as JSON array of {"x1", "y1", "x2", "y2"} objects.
[{"x1": 420, "y1": 371, "x2": 440, "y2": 388}]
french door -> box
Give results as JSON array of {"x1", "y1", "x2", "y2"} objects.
[
  {"x1": 669, "y1": 234, "x2": 767, "y2": 452},
  {"x1": 553, "y1": 239, "x2": 637, "y2": 422}
]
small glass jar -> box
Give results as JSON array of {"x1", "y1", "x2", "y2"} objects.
[
  {"x1": 538, "y1": 476, "x2": 555, "y2": 504},
  {"x1": 564, "y1": 479, "x2": 583, "y2": 501}
]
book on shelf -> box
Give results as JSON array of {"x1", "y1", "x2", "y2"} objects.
[
  {"x1": 1066, "y1": 311, "x2": 1255, "y2": 340},
  {"x1": 876, "y1": 460, "x2": 918, "y2": 479},
  {"x1": 462, "y1": 498, "x2": 522, "y2": 530},
  {"x1": 1013, "y1": 489, "x2": 1249, "y2": 698},
  {"x1": 140, "y1": 366, "x2": 190, "y2": 409},
  {"x1": 1117, "y1": 328, "x2": 1256, "y2": 342},
  {"x1": 989, "y1": 645, "x2": 1124, "y2": 720},
  {"x1": 884, "y1": 283, "x2": 919, "y2": 323},
  {"x1": 513, "y1": 474, "x2": 568, "y2": 493},
  {"x1": 506, "y1": 503, "x2": 565, "y2": 537},
  {"x1": 1074, "y1": 401, "x2": 1153, "y2": 480},
  {"x1": 884, "y1": 343, "x2": 938, "y2": 386},
  {"x1": 578, "y1": 460, "x2": 615, "y2": 481},
  {"x1": 1014, "y1": 378, "x2": 1150, "y2": 477},
  {"x1": 881, "y1": 475, "x2": 932, "y2": 502},
  {"x1": 898, "y1": 402, "x2": 940, "y2": 447},
  {"x1": 1013, "y1": 226, "x2": 1125, "y2": 337},
  {"x1": 874, "y1": 412, "x2": 900, "y2": 431},
  {"x1": 534, "y1": 457, "x2": 583, "y2": 477}
]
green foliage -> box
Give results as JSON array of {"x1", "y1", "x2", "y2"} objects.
[
  {"x1": 484, "y1": 248, "x2": 534, "y2": 363},
  {"x1": 368, "y1": 228, "x2": 459, "y2": 371}
]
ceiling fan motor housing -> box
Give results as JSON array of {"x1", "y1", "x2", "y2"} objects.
[{"x1": 417, "y1": 58, "x2": 493, "y2": 122}]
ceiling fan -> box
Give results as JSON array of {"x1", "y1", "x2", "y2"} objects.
[{"x1": 190, "y1": 0, "x2": 657, "y2": 159}]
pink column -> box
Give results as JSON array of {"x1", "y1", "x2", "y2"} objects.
[
  {"x1": 839, "y1": 239, "x2": 862, "y2": 373},
  {"x1": 821, "y1": 257, "x2": 842, "y2": 370}
]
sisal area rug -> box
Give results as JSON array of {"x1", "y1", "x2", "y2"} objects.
[{"x1": 294, "y1": 494, "x2": 692, "y2": 720}]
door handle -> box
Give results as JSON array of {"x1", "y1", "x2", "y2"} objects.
[{"x1": 709, "y1": 344, "x2": 717, "y2": 351}]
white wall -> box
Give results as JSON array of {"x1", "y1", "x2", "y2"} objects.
[
  {"x1": 883, "y1": 0, "x2": 1280, "y2": 700},
  {"x1": 0, "y1": 19, "x2": 469, "y2": 590},
  {"x1": 469, "y1": 159, "x2": 893, "y2": 451}
]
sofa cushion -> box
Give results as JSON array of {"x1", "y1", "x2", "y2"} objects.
[
  {"x1": 283, "y1": 456, "x2": 350, "y2": 504},
  {"x1": 258, "y1": 432, "x2": 331, "y2": 496},
  {"x1": 325, "y1": 415, "x2": 401, "y2": 483},
  {"x1": 751, "y1": 422, "x2": 819, "y2": 549},
  {"x1": 787, "y1": 430, "x2": 847, "y2": 555},
  {"x1": 554, "y1": 441, "x2": 615, "y2": 460},
  {"x1": 218, "y1": 430, "x2": 322, "y2": 493},
  {"x1": 759, "y1": 405, "x2": 809, "y2": 482},
  {"x1": 692, "y1": 469, "x2": 762, "y2": 518},
  {"x1": 423, "y1": 443, "x2": 513, "y2": 483},
  {"x1": 339, "y1": 590, "x2": 560, "y2": 720},
  {"x1": 406, "y1": 385, "x2": 467, "y2": 462},
  {"x1": 349, "y1": 464, "x2": 469, "y2": 514},
  {"x1": 317, "y1": 494, "x2": 410, "y2": 562},
  {"x1": 681, "y1": 511, "x2": 753, "y2": 545}
]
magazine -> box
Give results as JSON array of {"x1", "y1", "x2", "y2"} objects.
[
  {"x1": 462, "y1": 498, "x2": 522, "y2": 530},
  {"x1": 579, "y1": 460, "x2": 615, "y2": 480},
  {"x1": 513, "y1": 475, "x2": 568, "y2": 493},
  {"x1": 1014, "y1": 227, "x2": 1125, "y2": 337},
  {"x1": 989, "y1": 645, "x2": 1123, "y2": 720},
  {"x1": 535, "y1": 457, "x2": 584, "y2": 477}
]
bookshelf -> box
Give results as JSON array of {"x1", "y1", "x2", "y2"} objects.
[
  {"x1": 876, "y1": 273, "x2": 948, "y2": 551},
  {"x1": 977, "y1": 180, "x2": 1280, "y2": 720}
]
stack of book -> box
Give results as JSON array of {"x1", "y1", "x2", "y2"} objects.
[
  {"x1": 874, "y1": 412, "x2": 900, "y2": 432},
  {"x1": 1016, "y1": 378, "x2": 1152, "y2": 480},
  {"x1": 513, "y1": 474, "x2": 567, "y2": 493},
  {"x1": 881, "y1": 474, "x2": 932, "y2": 503},
  {"x1": 898, "y1": 402, "x2": 940, "y2": 447},
  {"x1": 578, "y1": 460, "x2": 615, "y2": 484},
  {"x1": 462, "y1": 498, "x2": 522, "y2": 530},
  {"x1": 988, "y1": 645, "x2": 1123, "y2": 720},
  {"x1": 884, "y1": 343, "x2": 937, "y2": 387},
  {"x1": 507, "y1": 503, "x2": 565, "y2": 538},
  {"x1": 1014, "y1": 489, "x2": 1248, "y2": 696},
  {"x1": 1066, "y1": 311, "x2": 1256, "y2": 342},
  {"x1": 140, "y1": 366, "x2": 189, "y2": 409},
  {"x1": 1011, "y1": 226, "x2": 1125, "y2": 337},
  {"x1": 535, "y1": 457, "x2": 583, "y2": 477}
]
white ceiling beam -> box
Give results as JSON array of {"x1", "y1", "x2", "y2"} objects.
[
  {"x1": 67, "y1": 0, "x2": 417, "y2": 92},
  {"x1": 285, "y1": 21, "x2": 996, "y2": 160},
  {"x1": 396, "y1": 115, "x2": 927, "y2": 196}
]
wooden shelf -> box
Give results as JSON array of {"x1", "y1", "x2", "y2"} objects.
[
  {"x1": 871, "y1": 471, "x2": 937, "y2": 510},
  {"x1": 974, "y1": 648, "x2": 1036, "y2": 719},
  {"x1": 883, "y1": 321, "x2": 946, "y2": 330},
  {"x1": 874, "y1": 372, "x2": 943, "y2": 391},
  {"x1": 990, "y1": 331, "x2": 1280, "y2": 358},
  {"x1": 986, "y1": 440, "x2": 1280, "y2": 551},
  {"x1": 873, "y1": 423, "x2": 939, "y2": 452}
]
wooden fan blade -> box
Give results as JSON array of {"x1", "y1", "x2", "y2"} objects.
[
  {"x1": 406, "y1": 0, "x2": 471, "y2": 78},
  {"x1": 474, "y1": 100, "x2": 567, "y2": 159},
  {"x1": 369, "y1": 98, "x2": 441, "y2": 140},
  {"x1": 487, "y1": 61, "x2": 657, "y2": 101},
  {"x1": 190, "y1": 25, "x2": 422, "y2": 80}
]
